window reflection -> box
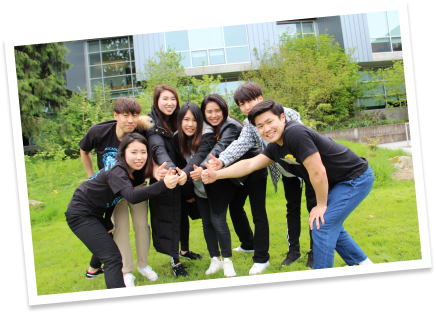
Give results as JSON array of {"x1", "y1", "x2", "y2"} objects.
[
  {"x1": 226, "y1": 46, "x2": 250, "y2": 63},
  {"x1": 223, "y1": 25, "x2": 248, "y2": 47},
  {"x1": 101, "y1": 37, "x2": 129, "y2": 51},
  {"x1": 189, "y1": 27, "x2": 224, "y2": 50},
  {"x1": 367, "y1": 11, "x2": 402, "y2": 53},
  {"x1": 104, "y1": 75, "x2": 132, "y2": 90},
  {"x1": 102, "y1": 50, "x2": 130, "y2": 63},
  {"x1": 209, "y1": 49, "x2": 225, "y2": 65},
  {"x1": 192, "y1": 50, "x2": 208, "y2": 67},
  {"x1": 165, "y1": 30, "x2": 190, "y2": 51}
]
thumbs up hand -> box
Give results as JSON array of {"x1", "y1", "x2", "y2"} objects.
[
  {"x1": 176, "y1": 167, "x2": 187, "y2": 186},
  {"x1": 163, "y1": 167, "x2": 178, "y2": 189},
  {"x1": 190, "y1": 164, "x2": 203, "y2": 181}
]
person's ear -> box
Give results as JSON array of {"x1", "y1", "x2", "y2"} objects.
[
  {"x1": 258, "y1": 95, "x2": 263, "y2": 102},
  {"x1": 113, "y1": 112, "x2": 118, "y2": 120},
  {"x1": 280, "y1": 113, "x2": 286, "y2": 122}
]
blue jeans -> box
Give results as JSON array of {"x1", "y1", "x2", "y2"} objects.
[{"x1": 312, "y1": 166, "x2": 374, "y2": 269}]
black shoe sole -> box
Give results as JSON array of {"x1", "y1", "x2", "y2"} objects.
[{"x1": 281, "y1": 255, "x2": 301, "y2": 266}]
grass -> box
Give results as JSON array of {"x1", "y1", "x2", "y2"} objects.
[{"x1": 25, "y1": 141, "x2": 420, "y2": 295}]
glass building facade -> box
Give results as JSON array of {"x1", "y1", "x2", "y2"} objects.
[
  {"x1": 367, "y1": 10, "x2": 402, "y2": 53},
  {"x1": 277, "y1": 21, "x2": 315, "y2": 38},
  {"x1": 87, "y1": 36, "x2": 141, "y2": 99},
  {"x1": 164, "y1": 25, "x2": 251, "y2": 68}
]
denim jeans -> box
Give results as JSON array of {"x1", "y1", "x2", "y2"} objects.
[{"x1": 312, "y1": 166, "x2": 374, "y2": 269}]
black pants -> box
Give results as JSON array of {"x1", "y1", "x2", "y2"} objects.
[
  {"x1": 229, "y1": 176, "x2": 269, "y2": 263},
  {"x1": 282, "y1": 176, "x2": 316, "y2": 253},
  {"x1": 180, "y1": 200, "x2": 190, "y2": 252},
  {"x1": 65, "y1": 211, "x2": 125, "y2": 289},
  {"x1": 196, "y1": 196, "x2": 232, "y2": 258}
]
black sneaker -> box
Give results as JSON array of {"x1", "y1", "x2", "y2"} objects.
[
  {"x1": 305, "y1": 250, "x2": 314, "y2": 269},
  {"x1": 172, "y1": 264, "x2": 189, "y2": 277},
  {"x1": 281, "y1": 251, "x2": 301, "y2": 266},
  {"x1": 179, "y1": 250, "x2": 202, "y2": 260},
  {"x1": 86, "y1": 268, "x2": 104, "y2": 279}
]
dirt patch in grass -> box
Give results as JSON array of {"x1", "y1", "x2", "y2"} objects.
[{"x1": 389, "y1": 156, "x2": 414, "y2": 181}]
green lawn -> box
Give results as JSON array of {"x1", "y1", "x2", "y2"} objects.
[{"x1": 26, "y1": 141, "x2": 421, "y2": 295}]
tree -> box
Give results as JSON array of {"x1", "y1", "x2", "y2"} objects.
[
  {"x1": 15, "y1": 43, "x2": 72, "y2": 137},
  {"x1": 137, "y1": 47, "x2": 222, "y2": 111},
  {"x1": 241, "y1": 30, "x2": 364, "y2": 128},
  {"x1": 366, "y1": 60, "x2": 406, "y2": 107}
]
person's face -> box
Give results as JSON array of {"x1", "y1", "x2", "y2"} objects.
[
  {"x1": 204, "y1": 101, "x2": 224, "y2": 126},
  {"x1": 254, "y1": 110, "x2": 286, "y2": 145},
  {"x1": 114, "y1": 111, "x2": 139, "y2": 134},
  {"x1": 238, "y1": 95, "x2": 263, "y2": 116},
  {"x1": 157, "y1": 90, "x2": 178, "y2": 116},
  {"x1": 125, "y1": 140, "x2": 148, "y2": 173},
  {"x1": 181, "y1": 109, "x2": 197, "y2": 137}
]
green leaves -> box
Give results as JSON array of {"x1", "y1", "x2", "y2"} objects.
[
  {"x1": 15, "y1": 43, "x2": 71, "y2": 137},
  {"x1": 242, "y1": 31, "x2": 363, "y2": 129}
]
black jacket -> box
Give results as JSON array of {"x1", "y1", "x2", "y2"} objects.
[
  {"x1": 138, "y1": 108, "x2": 181, "y2": 260},
  {"x1": 174, "y1": 126, "x2": 217, "y2": 201},
  {"x1": 201, "y1": 117, "x2": 267, "y2": 215}
]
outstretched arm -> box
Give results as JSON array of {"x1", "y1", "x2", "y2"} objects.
[{"x1": 201, "y1": 154, "x2": 273, "y2": 184}]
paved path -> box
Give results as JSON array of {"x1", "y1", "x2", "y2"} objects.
[{"x1": 378, "y1": 141, "x2": 412, "y2": 154}]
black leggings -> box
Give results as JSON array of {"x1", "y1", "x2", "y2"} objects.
[{"x1": 65, "y1": 211, "x2": 125, "y2": 289}]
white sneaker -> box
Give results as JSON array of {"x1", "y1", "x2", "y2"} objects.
[
  {"x1": 138, "y1": 265, "x2": 158, "y2": 282},
  {"x1": 223, "y1": 259, "x2": 237, "y2": 277},
  {"x1": 123, "y1": 273, "x2": 136, "y2": 287},
  {"x1": 249, "y1": 261, "x2": 270, "y2": 275},
  {"x1": 233, "y1": 246, "x2": 254, "y2": 253},
  {"x1": 205, "y1": 257, "x2": 223, "y2": 275}
]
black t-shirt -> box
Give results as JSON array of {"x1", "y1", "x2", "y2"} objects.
[
  {"x1": 262, "y1": 121, "x2": 368, "y2": 190},
  {"x1": 67, "y1": 161, "x2": 167, "y2": 216},
  {"x1": 79, "y1": 120, "x2": 121, "y2": 171}
]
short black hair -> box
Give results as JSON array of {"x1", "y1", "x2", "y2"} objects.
[
  {"x1": 113, "y1": 97, "x2": 142, "y2": 115},
  {"x1": 233, "y1": 82, "x2": 263, "y2": 106},
  {"x1": 247, "y1": 100, "x2": 284, "y2": 126}
]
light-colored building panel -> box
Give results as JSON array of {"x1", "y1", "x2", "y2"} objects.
[
  {"x1": 246, "y1": 22, "x2": 277, "y2": 61},
  {"x1": 133, "y1": 33, "x2": 165, "y2": 80},
  {"x1": 340, "y1": 13, "x2": 372, "y2": 62}
]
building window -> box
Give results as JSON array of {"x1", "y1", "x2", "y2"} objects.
[
  {"x1": 86, "y1": 36, "x2": 140, "y2": 99},
  {"x1": 358, "y1": 67, "x2": 406, "y2": 109},
  {"x1": 217, "y1": 78, "x2": 244, "y2": 94},
  {"x1": 367, "y1": 10, "x2": 402, "y2": 53},
  {"x1": 277, "y1": 21, "x2": 315, "y2": 39},
  {"x1": 164, "y1": 25, "x2": 250, "y2": 68}
]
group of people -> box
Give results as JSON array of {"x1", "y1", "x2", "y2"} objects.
[{"x1": 65, "y1": 82, "x2": 375, "y2": 289}]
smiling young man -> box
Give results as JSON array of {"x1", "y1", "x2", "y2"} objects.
[
  {"x1": 214, "y1": 83, "x2": 315, "y2": 269},
  {"x1": 79, "y1": 97, "x2": 159, "y2": 287},
  {"x1": 202, "y1": 100, "x2": 375, "y2": 269}
]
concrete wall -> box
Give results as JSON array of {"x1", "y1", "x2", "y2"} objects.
[{"x1": 319, "y1": 123, "x2": 410, "y2": 144}]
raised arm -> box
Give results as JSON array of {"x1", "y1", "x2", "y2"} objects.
[{"x1": 182, "y1": 133, "x2": 216, "y2": 175}]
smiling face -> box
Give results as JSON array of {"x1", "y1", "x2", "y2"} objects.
[
  {"x1": 204, "y1": 101, "x2": 224, "y2": 126},
  {"x1": 157, "y1": 90, "x2": 178, "y2": 117},
  {"x1": 238, "y1": 95, "x2": 263, "y2": 116},
  {"x1": 254, "y1": 110, "x2": 286, "y2": 145},
  {"x1": 181, "y1": 109, "x2": 197, "y2": 137},
  {"x1": 114, "y1": 111, "x2": 139, "y2": 136},
  {"x1": 124, "y1": 140, "x2": 148, "y2": 173}
]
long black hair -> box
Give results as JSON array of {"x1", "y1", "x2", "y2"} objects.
[
  {"x1": 177, "y1": 102, "x2": 204, "y2": 158},
  {"x1": 152, "y1": 84, "x2": 180, "y2": 136},
  {"x1": 117, "y1": 133, "x2": 153, "y2": 180},
  {"x1": 201, "y1": 94, "x2": 242, "y2": 140}
]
